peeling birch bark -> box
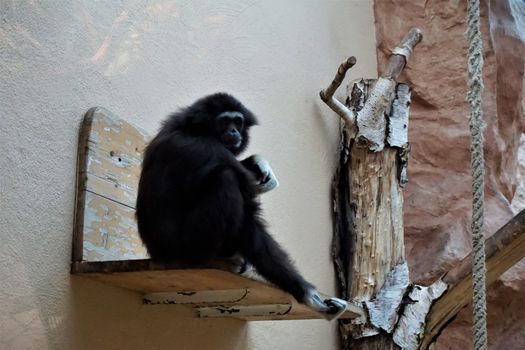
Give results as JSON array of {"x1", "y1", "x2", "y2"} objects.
[
  {"x1": 366, "y1": 262, "x2": 410, "y2": 333},
  {"x1": 388, "y1": 83, "x2": 412, "y2": 187},
  {"x1": 387, "y1": 84, "x2": 411, "y2": 148},
  {"x1": 355, "y1": 77, "x2": 396, "y2": 152},
  {"x1": 393, "y1": 280, "x2": 447, "y2": 350}
]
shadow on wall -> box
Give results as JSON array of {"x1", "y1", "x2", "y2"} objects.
[{"x1": 67, "y1": 277, "x2": 248, "y2": 350}]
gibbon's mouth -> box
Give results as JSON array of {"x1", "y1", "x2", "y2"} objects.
[
  {"x1": 223, "y1": 137, "x2": 242, "y2": 150},
  {"x1": 229, "y1": 140, "x2": 242, "y2": 150}
]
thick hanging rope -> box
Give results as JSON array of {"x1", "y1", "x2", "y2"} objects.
[{"x1": 467, "y1": 1, "x2": 488, "y2": 349}]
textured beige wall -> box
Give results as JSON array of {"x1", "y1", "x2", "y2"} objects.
[{"x1": 0, "y1": 1, "x2": 376, "y2": 349}]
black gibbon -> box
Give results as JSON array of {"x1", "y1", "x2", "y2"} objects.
[{"x1": 136, "y1": 93, "x2": 346, "y2": 320}]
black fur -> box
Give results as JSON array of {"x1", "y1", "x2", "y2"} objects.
[{"x1": 136, "y1": 93, "x2": 314, "y2": 302}]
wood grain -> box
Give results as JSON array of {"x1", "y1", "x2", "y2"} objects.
[{"x1": 73, "y1": 107, "x2": 149, "y2": 262}]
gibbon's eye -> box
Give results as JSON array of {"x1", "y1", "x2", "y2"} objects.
[{"x1": 234, "y1": 117, "x2": 243, "y2": 128}]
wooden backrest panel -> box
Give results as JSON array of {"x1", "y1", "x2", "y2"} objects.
[{"x1": 73, "y1": 107, "x2": 150, "y2": 262}]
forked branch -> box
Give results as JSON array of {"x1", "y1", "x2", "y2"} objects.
[
  {"x1": 319, "y1": 56, "x2": 357, "y2": 126},
  {"x1": 320, "y1": 28, "x2": 422, "y2": 139}
]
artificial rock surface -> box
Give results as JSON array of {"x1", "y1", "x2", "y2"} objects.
[{"x1": 373, "y1": 0, "x2": 525, "y2": 348}]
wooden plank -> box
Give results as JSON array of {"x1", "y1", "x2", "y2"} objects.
[
  {"x1": 73, "y1": 265, "x2": 281, "y2": 297},
  {"x1": 82, "y1": 192, "x2": 148, "y2": 261},
  {"x1": 198, "y1": 304, "x2": 293, "y2": 319},
  {"x1": 72, "y1": 113, "x2": 94, "y2": 262},
  {"x1": 73, "y1": 107, "x2": 149, "y2": 262},
  {"x1": 80, "y1": 107, "x2": 148, "y2": 208},
  {"x1": 143, "y1": 290, "x2": 249, "y2": 305},
  {"x1": 81, "y1": 113, "x2": 147, "y2": 208},
  {"x1": 198, "y1": 302, "x2": 360, "y2": 321},
  {"x1": 72, "y1": 263, "x2": 363, "y2": 320},
  {"x1": 73, "y1": 260, "x2": 300, "y2": 306},
  {"x1": 420, "y1": 209, "x2": 525, "y2": 349}
]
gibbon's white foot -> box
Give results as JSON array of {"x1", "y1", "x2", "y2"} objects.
[{"x1": 303, "y1": 288, "x2": 348, "y2": 321}]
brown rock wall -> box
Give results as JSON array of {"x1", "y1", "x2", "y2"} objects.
[{"x1": 373, "y1": 0, "x2": 525, "y2": 348}]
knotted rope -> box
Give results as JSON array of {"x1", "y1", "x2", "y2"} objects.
[{"x1": 466, "y1": 0, "x2": 488, "y2": 349}]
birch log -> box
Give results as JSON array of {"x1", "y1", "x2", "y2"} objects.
[
  {"x1": 334, "y1": 81, "x2": 412, "y2": 349},
  {"x1": 325, "y1": 28, "x2": 422, "y2": 349}
]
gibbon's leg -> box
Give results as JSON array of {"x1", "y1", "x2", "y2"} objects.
[{"x1": 240, "y1": 220, "x2": 347, "y2": 320}]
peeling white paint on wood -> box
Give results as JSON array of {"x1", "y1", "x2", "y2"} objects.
[
  {"x1": 143, "y1": 289, "x2": 249, "y2": 305},
  {"x1": 81, "y1": 109, "x2": 148, "y2": 208},
  {"x1": 74, "y1": 107, "x2": 150, "y2": 262},
  {"x1": 82, "y1": 191, "x2": 148, "y2": 261},
  {"x1": 198, "y1": 304, "x2": 293, "y2": 319}
]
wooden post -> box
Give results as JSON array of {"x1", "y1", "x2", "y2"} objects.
[
  {"x1": 339, "y1": 79, "x2": 411, "y2": 349},
  {"x1": 322, "y1": 28, "x2": 422, "y2": 349}
]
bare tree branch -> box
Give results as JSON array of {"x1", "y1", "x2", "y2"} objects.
[
  {"x1": 320, "y1": 28, "x2": 422, "y2": 144},
  {"x1": 320, "y1": 56, "x2": 357, "y2": 126},
  {"x1": 382, "y1": 28, "x2": 423, "y2": 80}
]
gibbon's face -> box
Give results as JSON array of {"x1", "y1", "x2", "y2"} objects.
[{"x1": 215, "y1": 111, "x2": 245, "y2": 152}]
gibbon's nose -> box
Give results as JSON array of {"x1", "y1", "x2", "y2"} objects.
[{"x1": 229, "y1": 128, "x2": 238, "y2": 136}]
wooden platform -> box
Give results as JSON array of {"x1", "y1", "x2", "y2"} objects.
[{"x1": 71, "y1": 107, "x2": 363, "y2": 321}]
